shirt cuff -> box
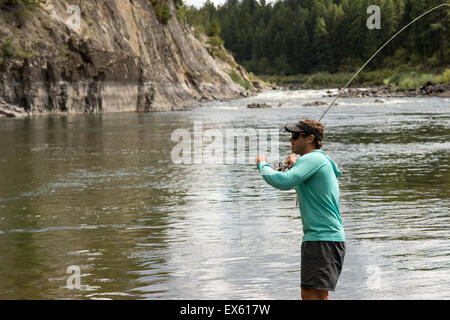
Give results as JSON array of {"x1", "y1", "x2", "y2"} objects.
[{"x1": 257, "y1": 161, "x2": 268, "y2": 171}]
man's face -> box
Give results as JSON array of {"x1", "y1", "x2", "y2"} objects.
[{"x1": 290, "y1": 132, "x2": 313, "y2": 155}]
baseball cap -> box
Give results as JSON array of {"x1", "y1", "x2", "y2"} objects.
[{"x1": 284, "y1": 121, "x2": 323, "y2": 141}]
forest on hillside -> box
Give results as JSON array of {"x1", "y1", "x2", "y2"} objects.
[{"x1": 186, "y1": 0, "x2": 449, "y2": 80}]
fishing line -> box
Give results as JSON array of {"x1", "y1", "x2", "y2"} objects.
[
  {"x1": 249, "y1": 4, "x2": 449, "y2": 253},
  {"x1": 278, "y1": 2, "x2": 449, "y2": 144},
  {"x1": 269, "y1": 3, "x2": 450, "y2": 212},
  {"x1": 318, "y1": 2, "x2": 449, "y2": 122}
]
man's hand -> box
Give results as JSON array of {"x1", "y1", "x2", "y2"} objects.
[
  {"x1": 255, "y1": 155, "x2": 267, "y2": 168},
  {"x1": 285, "y1": 154, "x2": 297, "y2": 169}
]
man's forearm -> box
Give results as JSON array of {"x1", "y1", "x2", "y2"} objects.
[{"x1": 257, "y1": 162, "x2": 296, "y2": 191}]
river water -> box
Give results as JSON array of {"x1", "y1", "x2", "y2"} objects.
[{"x1": 0, "y1": 89, "x2": 449, "y2": 300}]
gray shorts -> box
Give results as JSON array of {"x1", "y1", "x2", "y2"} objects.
[{"x1": 301, "y1": 241, "x2": 346, "y2": 291}]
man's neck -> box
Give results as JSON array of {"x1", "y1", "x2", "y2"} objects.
[{"x1": 300, "y1": 146, "x2": 316, "y2": 156}]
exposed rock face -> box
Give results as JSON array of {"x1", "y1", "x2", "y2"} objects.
[
  {"x1": 0, "y1": 0, "x2": 263, "y2": 116},
  {"x1": 0, "y1": 97, "x2": 28, "y2": 118}
]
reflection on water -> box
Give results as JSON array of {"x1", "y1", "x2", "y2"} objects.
[{"x1": 0, "y1": 90, "x2": 449, "y2": 299}]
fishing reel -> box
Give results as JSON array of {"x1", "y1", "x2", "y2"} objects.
[{"x1": 270, "y1": 161, "x2": 291, "y2": 172}]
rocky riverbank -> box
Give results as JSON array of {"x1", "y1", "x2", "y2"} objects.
[
  {"x1": 322, "y1": 82, "x2": 450, "y2": 98},
  {"x1": 0, "y1": 0, "x2": 264, "y2": 118},
  {"x1": 273, "y1": 82, "x2": 450, "y2": 98},
  {"x1": 0, "y1": 97, "x2": 29, "y2": 118}
]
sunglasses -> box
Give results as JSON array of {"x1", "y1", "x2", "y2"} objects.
[{"x1": 291, "y1": 132, "x2": 308, "y2": 140}]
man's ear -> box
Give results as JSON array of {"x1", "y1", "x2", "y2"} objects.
[{"x1": 307, "y1": 135, "x2": 315, "y2": 144}]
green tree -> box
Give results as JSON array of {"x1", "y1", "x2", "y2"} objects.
[
  {"x1": 161, "y1": 3, "x2": 172, "y2": 24},
  {"x1": 312, "y1": 17, "x2": 331, "y2": 70},
  {"x1": 208, "y1": 19, "x2": 221, "y2": 37},
  {"x1": 186, "y1": 0, "x2": 448, "y2": 76}
]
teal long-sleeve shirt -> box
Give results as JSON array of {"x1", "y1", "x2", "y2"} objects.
[{"x1": 257, "y1": 150, "x2": 345, "y2": 242}]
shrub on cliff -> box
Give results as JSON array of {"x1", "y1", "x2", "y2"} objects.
[
  {"x1": 174, "y1": 0, "x2": 183, "y2": 9},
  {"x1": 227, "y1": 70, "x2": 251, "y2": 90},
  {"x1": 207, "y1": 19, "x2": 220, "y2": 37},
  {"x1": 150, "y1": 0, "x2": 172, "y2": 25},
  {"x1": 176, "y1": 6, "x2": 186, "y2": 24},
  {"x1": 160, "y1": 3, "x2": 172, "y2": 24},
  {"x1": 0, "y1": 34, "x2": 32, "y2": 64},
  {"x1": 207, "y1": 35, "x2": 223, "y2": 48}
]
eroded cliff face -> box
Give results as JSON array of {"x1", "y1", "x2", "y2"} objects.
[{"x1": 0, "y1": 0, "x2": 262, "y2": 117}]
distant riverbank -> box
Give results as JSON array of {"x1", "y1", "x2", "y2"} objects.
[
  {"x1": 323, "y1": 82, "x2": 450, "y2": 98},
  {"x1": 259, "y1": 68, "x2": 450, "y2": 97}
]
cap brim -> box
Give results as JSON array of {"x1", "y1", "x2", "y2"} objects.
[{"x1": 285, "y1": 124, "x2": 303, "y2": 133}]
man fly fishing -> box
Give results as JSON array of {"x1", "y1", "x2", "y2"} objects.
[
  {"x1": 253, "y1": 3, "x2": 448, "y2": 300},
  {"x1": 255, "y1": 119, "x2": 345, "y2": 300}
]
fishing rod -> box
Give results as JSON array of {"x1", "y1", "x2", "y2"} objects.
[
  {"x1": 245, "y1": 4, "x2": 449, "y2": 250},
  {"x1": 277, "y1": 2, "x2": 449, "y2": 148},
  {"x1": 271, "y1": 3, "x2": 449, "y2": 172},
  {"x1": 256, "y1": 2, "x2": 450, "y2": 237}
]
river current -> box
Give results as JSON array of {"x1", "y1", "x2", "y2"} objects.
[{"x1": 0, "y1": 89, "x2": 448, "y2": 299}]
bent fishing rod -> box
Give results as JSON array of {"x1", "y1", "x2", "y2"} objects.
[{"x1": 242, "y1": 4, "x2": 449, "y2": 252}]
